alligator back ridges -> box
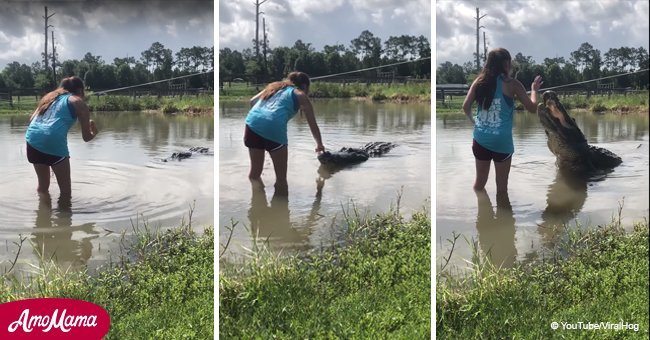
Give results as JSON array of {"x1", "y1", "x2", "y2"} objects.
[
  {"x1": 317, "y1": 142, "x2": 397, "y2": 166},
  {"x1": 163, "y1": 147, "x2": 212, "y2": 162}
]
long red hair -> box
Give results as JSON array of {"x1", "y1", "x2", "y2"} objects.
[
  {"x1": 31, "y1": 76, "x2": 84, "y2": 119},
  {"x1": 259, "y1": 71, "x2": 310, "y2": 100}
]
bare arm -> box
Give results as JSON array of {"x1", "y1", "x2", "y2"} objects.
[
  {"x1": 71, "y1": 96, "x2": 98, "y2": 142},
  {"x1": 295, "y1": 89, "x2": 325, "y2": 152},
  {"x1": 513, "y1": 76, "x2": 543, "y2": 113},
  {"x1": 462, "y1": 79, "x2": 478, "y2": 125},
  {"x1": 250, "y1": 91, "x2": 264, "y2": 107}
]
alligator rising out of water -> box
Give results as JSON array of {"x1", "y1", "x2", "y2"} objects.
[
  {"x1": 537, "y1": 91, "x2": 622, "y2": 175},
  {"x1": 317, "y1": 142, "x2": 397, "y2": 166},
  {"x1": 164, "y1": 147, "x2": 212, "y2": 161}
]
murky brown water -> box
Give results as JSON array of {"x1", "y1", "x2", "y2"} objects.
[
  {"x1": 219, "y1": 100, "x2": 431, "y2": 259},
  {"x1": 0, "y1": 112, "x2": 214, "y2": 272},
  {"x1": 436, "y1": 111, "x2": 649, "y2": 270}
]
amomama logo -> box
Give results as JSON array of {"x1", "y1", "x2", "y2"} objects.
[{"x1": 0, "y1": 298, "x2": 110, "y2": 339}]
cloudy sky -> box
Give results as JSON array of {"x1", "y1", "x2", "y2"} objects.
[
  {"x1": 219, "y1": 0, "x2": 431, "y2": 52},
  {"x1": 0, "y1": 0, "x2": 213, "y2": 69},
  {"x1": 436, "y1": 0, "x2": 649, "y2": 66}
]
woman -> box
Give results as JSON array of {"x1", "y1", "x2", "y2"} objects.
[
  {"x1": 25, "y1": 76, "x2": 98, "y2": 195},
  {"x1": 244, "y1": 71, "x2": 325, "y2": 191},
  {"x1": 463, "y1": 48, "x2": 543, "y2": 193}
]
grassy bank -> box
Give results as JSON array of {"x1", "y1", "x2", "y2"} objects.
[
  {"x1": 0, "y1": 94, "x2": 214, "y2": 115},
  {"x1": 1, "y1": 224, "x2": 214, "y2": 339},
  {"x1": 436, "y1": 91, "x2": 649, "y2": 116},
  {"x1": 437, "y1": 218, "x2": 649, "y2": 339},
  {"x1": 219, "y1": 81, "x2": 431, "y2": 102},
  {"x1": 220, "y1": 207, "x2": 431, "y2": 338}
]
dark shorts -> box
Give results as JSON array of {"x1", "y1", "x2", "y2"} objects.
[
  {"x1": 472, "y1": 139, "x2": 512, "y2": 162},
  {"x1": 27, "y1": 143, "x2": 68, "y2": 166},
  {"x1": 244, "y1": 125, "x2": 286, "y2": 152}
]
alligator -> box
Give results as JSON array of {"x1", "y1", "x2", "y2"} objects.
[
  {"x1": 317, "y1": 142, "x2": 397, "y2": 167},
  {"x1": 537, "y1": 91, "x2": 622, "y2": 175},
  {"x1": 163, "y1": 146, "x2": 212, "y2": 162}
]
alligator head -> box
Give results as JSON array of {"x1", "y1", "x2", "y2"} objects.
[{"x1": 537, "y1": 91, "x2": 621, "y2": 175}]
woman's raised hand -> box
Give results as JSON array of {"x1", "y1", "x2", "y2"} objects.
[{"x1": 532, "y1": 75, "x2": 543, "y2": 92}]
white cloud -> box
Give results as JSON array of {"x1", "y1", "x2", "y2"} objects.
[
  {"x1": 436, "y1": 0, "x2": 649, "y2": 66},
  {"x1": 290, "y1": 0, "x2": 345, "y2": 17},
  {"x1": 0, "y1": 29, "x2": 42, "y2": 62},
  {"x1": 219, "y1": 0, "x2": 430, "y2": 52},
  {"x1": 166, "y1": 21, "x2": 178, "y2": 38},
  {"x1": 1, "y1": 1, "x2": 213, "y2": 69}
]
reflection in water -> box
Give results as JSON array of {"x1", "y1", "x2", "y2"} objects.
[
  {"x1": 475, "y1": 190, "x2": 517, "y2": 268},
  {"x1": 539, "y1": 171, "x2": 588, "y2": 243},
  {"x1": 305, "y1": 178, "x2": 325, "y2": 231},
  {"x1": 31, "y1": 193, "x2": 99, "y2": 269},
  {"x1": 248, "y1": 180, "x2": 309, "y2": 252}
]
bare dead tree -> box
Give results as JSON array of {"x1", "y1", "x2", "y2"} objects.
[
  {"x1": 254, "y1": 0, "x2": 269, "y2": 61},
  {"x1": 483, "y1": 31, "x2": 487, "y2": 63},
  {"x1": 262, "y1": 17, "x2": 269, "y2": 75},
  {"x1": 475, "y1": 7, "x2": 486, "y2": 72},
  {"x1": 43, "y1": 6, "x2": 55, "y2": 71},
  {"x1": 51, "y1": 31, "x2": 57, "y2": 84}
]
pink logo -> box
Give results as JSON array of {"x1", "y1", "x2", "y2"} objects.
[{"x1": 0, "y1": 298, "x2": 110, "y2": 339}]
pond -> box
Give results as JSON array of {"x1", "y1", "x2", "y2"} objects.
[
  {"x1": 436, "y1": 110, "x2": 649, "y2": 270},
  {"x1": 219, "y1": 99, "x2": 431, "y2": 260},
  {"x1": 0, "y1": 112, "x2": 214, "y2": 273}
]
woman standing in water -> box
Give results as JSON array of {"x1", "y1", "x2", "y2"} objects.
[
  {"x1": 25, "y1": 76, "x2": 98, "y2": 195},
  {"x1": 463, "y1": 48, "x2": 543, "y2": 193},
  {"x1": 244, "y1": 71, "x2": 325, "y2": 193}
]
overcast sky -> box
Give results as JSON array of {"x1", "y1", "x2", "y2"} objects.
[
  {"x1": 219, "y1": 0, "x2": 431, "y2": 52},
  {"x1": 436, "y1": 0, "x2": 649, "y2": 66},
  {"x1": 0, "y1": 0, "x2": 213, "y2": 69}
]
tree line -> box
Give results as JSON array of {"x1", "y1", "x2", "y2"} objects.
[
  {"x1": 220, "y1": 30, "x2": 431, "y2": 84},
  {"x1": 0, "y1": 42, "x2": 214, "y2": 92},
  {"x1": 437, "y1": 43, "x2": 649, "y2": 90}
]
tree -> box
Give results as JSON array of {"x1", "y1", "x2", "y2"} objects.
[
  {"x1": 116, "y1": 63, "x2": 134, "y2": 86},
  {"x1": 268, "y1": 47, "x2": 289, "y2": 80},
  {"x1": 220, "y1": 48, "x2": 246, "y2": 80},
  {"x1": 436, "y1": 61, "x2": 465, "y2": 84},
  {"x1": 414, "y1": 35, "x2": 431, "y2": 78},
  {"x1": 59, "y1": 60, "x2": 79, "y2": 78},
  {"x1": 1, "y1": 62, "x2": 34, "y2": 88},
  {"x1": 350, "y1": 30, "x2": 382, "y2": 68},
  {"x1": 570, "y1": 42, "x2": 602, "y2": 81}
]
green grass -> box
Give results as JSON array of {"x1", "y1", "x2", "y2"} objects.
[
  {"x1": 436, "y1": 92, "x2": 649, "y2": 116},
  {"x1": 437, "y1": 216, "x2": 649, "y2": 339},
  {"x1": 219, "y1": 206, "x2": 431, "y2": 338},
  {"x1": 0, "y1": 96, "x2": 39, "y2": 115},
  {"x1": 1, "y1": 223, "x2": 214, "y2": 339},
  {"x1": 0, "y1": 94, "x2": 213, "y2": 115},
  {"x1": 219, "y1": 81, "x2": 431, "y2": 102}
]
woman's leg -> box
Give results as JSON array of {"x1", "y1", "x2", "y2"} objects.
[
  {"x1": 269, "y1": 146, "x2": 288, "y2": 189},
  {"x1": 51, "y1": 158, "x2": 71, "y2": 195},
  {"x1": 494, "y1": 157, "x2": 512, "y2": 193},
  {"x1": 33, "y1": 164, "x2": 51, "y2": 193},
  {"x1": 248, "y1": 148, "x2": 265, "y2": 179},
  {"x1": 473, "y1": 159, "x2": 491, "y2": 191}
]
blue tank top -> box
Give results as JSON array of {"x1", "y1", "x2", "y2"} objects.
[
  {"x1": 25, "y1": 94, "x2": 77, "y2": 157},
  {"x1": 245, "y1": 86, "x2": 299, "y2": 145},
  {"x1": 473, "y1": 75, "x2": 515, "y2": 154}
]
